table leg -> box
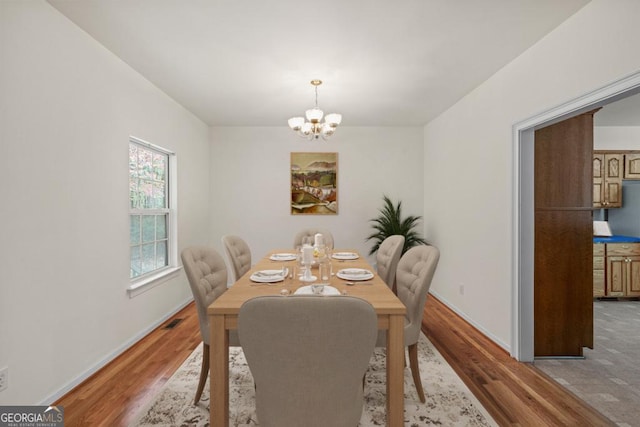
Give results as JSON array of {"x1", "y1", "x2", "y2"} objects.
[
  {"x1": 387, "y1": 314, "x2": 405, "y2": 427},
  {"x1": 210, "y1": 314, "x2": 229, "y2": 427}
]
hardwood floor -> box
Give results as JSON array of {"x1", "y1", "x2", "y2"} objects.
[
  {"x1": 56, "y1": 297, "x2": 614, "y2": 426},
  {"x1": 422, "y1": 296, "x2": 613, "y2": 426},
  {"x1": 54, "y1": 303, "x2": 202, "y2": 427}
]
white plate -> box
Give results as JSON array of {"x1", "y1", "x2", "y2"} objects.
[
  {"x1": 336, "y1": 268, "x2": 374, "y2": 281},
  {"x1": 250, "y1": 269, "x2": 287, "y2": 283},
  {"x1": 332, "y1": 252, "x2": 359, "y2": 260},
  {"x1": 269, "y1": 253, "x2": 297, "y2": 261},
  {"x1": 294, "y1": 285, "x2": 341, "y2": 296}
]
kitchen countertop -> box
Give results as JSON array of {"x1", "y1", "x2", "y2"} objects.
[{"x1": 593, "y1": 235, "x2": 640, "y2": 243}]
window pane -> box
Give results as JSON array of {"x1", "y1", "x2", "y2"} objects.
[
  {"x1": 130, "y1": 215, "x2": 141, "y2": 245},
  {"x1": 152, "y1": 182, "x2": 166, "y2": 208},
  {"x1": 130, "y1": 177, "x2": 139, "y2": 209},
  {"x1": 153, "y1": 153, "x2": 166, "y2": 181},
  {"x1": 129, "y1": 145, "x2": 138, "y2": 178},
  {"x1": 156, "y1": 215, "x2": 167, "y2": 239},
  {"x1": 142, "y1": 215, "x2": 156, "y2": 243},
  {"x1": 139, "y1": 148, "x2": 153, "y2": 179},
  {"x1": 141, "y1": 243, "x2": 155, "y2": 274},
  {"x1": 139, "y1": 180, "x2": 152, "y2": 208},
  {"x1": 130, "y1": 246, "x2": 141, "y2": 278},
  {"x1": 156, "y1": 241, "x2": 167, "y2": 267}
]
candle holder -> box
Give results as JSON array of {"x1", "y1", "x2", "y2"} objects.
[
  {"x1": 300, "y1": 259, "x2": 317, "y2": 282},
  {"x1": 300, "y1": 244, "x2": 317, "y2": 282}
]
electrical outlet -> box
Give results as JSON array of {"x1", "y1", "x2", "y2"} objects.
[
  {"x1": 0, "y1": 367, "x2": 8, "y2": 392},
  {"x1": 459, "y1": 284, "x2": 465, "y2": 295}
]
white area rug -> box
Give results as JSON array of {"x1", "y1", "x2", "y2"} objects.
[{"x1": 130, "y1": 334, "x2": 496, "y2": 426}]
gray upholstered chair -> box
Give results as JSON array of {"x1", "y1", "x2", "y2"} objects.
[
  {"x1": 181, "y1": 246, "x2": 240, "y2": 404},
  {"x1": 238, "y1": 295, "x2": 377, "y2": 427},
  {"x1": 293, "y1": 228, "x2": 334, "y2": 249},
  {"x1": 221, "y1": 235, "x2": 252, "y2": 282},
  {"x1": 375, "y1": 245, "x2": 440, "y2": 403},
  {"x1": 376, "y1": 235, "x2": 405, "y2": 291}
]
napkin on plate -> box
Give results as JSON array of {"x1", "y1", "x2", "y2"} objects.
[{"x1": 341, "y1": 268, "x2": 371, "y2": 275}]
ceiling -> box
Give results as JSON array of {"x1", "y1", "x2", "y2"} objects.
[{"x1": 47, "y1": 0, "x2": 594, "y2": 127}]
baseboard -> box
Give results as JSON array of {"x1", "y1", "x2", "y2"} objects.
[
  {"x1": 428, "y1": 290, "x2": 511, "y2": 354},
  {"x1": 41, "y1": 297, "x2": 193, "y2": 405}
]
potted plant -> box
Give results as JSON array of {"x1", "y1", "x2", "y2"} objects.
[{"x1": 365, "y1": 195, "x2": 428, "y2": 256}]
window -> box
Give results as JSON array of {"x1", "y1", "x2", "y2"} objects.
[{"x1": 129, "y1": 137, "x2": 174, "y2": 283}]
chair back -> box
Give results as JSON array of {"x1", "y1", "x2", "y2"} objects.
[
  {"x1": 396, "y1": 245, "x2": 440, "y2": 345},
  {"x1": 376, "y1": 235, "x2": 405, "y2": 289},
  {"x1": 221, "y1": 235, "x2": 252, "y2": 282},
  {"x1": 181, "y1": 246, "x2": 231, "y2": 345},
  {"x1": 238, "y1": 295, "x2": 377, "y2": 427},
  {"x1": 293, "y1": 228, "x2": 334, "y2": 249}
]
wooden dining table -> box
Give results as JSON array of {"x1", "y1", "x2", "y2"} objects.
[{"x1": 207, "y1": 249, "x2": 407, "y2": 426}]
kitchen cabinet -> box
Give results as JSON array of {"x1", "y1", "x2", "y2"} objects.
[
  {"x1": 605, "y1": 243, "x2": 640, "y2": 297},
  {"x1": 593, "y1": 244, "x2": 605, "y2": 297},
  {"x1": 593, "y1": 153, "x2": 622, "y2": 208},
  {"x1": 624, "y1": 153, "x2": 640, "y2": 179}
]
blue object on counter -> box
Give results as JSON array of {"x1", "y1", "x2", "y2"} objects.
[{"x1": 593, "y1": 235, "x2": 640, "y2": 243}]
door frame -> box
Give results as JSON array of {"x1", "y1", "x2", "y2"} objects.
[{"x1": 512, "y1": 70, "x2": 640, "y2": 362}]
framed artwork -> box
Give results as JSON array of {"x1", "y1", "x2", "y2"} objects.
[{"x1": 291, "y1": 152, "x2": 338, "y2": 215}]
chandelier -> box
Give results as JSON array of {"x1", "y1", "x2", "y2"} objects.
[{"x1": 288, "y1": 80, "x2": 342, "y2": 140}]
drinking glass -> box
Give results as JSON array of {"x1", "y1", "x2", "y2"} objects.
[
  {"x1": 296, "y1": 247, "x2": 305, "y2": 277},
  {"x1": 319, "y1": 260, "x2": 331, "y2": 282},
  {"x1": 288, "y1": 263, "x2": 298, "y2": 282},
  {"x1": 324, "y1": 246, "x2": 333, "y2": 275}
]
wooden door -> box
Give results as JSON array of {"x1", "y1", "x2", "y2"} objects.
[
  {"x1": 604, "y1": 154, "x2": 623, "y2": 207},
  {"x1": 607, "y1": 257, "x2": 626, "y2": 296},
  {"x1": 534, "y1": 111, "x2": 595, "y2": 357},
  {"x1": 593, "y1": 154, "x2": 604, "y2": 207},
  {"x1": 593, "y1": 244, "x2": 605, "y2": 298},
  {"x1": 627, "y1": 257, "x2": 640, "y2": 296},
  {"x1": 624, "y1": 153, "x2": 640, "y2": 179}
]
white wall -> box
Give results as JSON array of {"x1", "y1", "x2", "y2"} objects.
[
  {"x1": 424, "y1": 0, "x2": 640, "y2": 352},
  {"x1": 209, "y1": 126, "x2": 424, "y2": 272},
  {"x1": 595, "y1": 126, "x2": 640, "y2": 150},
  {"x1": 0, "y1": 1, "x2": 210, "y2": 404}
]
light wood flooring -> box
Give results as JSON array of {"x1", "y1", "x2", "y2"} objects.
[{"x1": 56, "y1": 296, "x2": 614, "y2": 426}]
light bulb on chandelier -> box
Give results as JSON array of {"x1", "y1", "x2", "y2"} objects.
[{"x1": 288, "y1": 80, "x2": 342, "y2": 140}]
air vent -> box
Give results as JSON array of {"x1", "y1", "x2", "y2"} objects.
[{"x1": 163, "y1": 318, "x2": 183, "y2": 329}]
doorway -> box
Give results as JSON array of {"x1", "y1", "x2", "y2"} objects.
[{"x1": 513, "y1": 70, "x2": 640, "y2": 362}]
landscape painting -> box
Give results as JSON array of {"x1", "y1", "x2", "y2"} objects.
[{"x1": 291, "y1": 152, "x2": 338, "y2": 215}]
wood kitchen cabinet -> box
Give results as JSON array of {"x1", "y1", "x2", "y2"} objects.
[
  {"x1": 593, "y1": 152, "x2": 622, "y2": 208},
  {"x1": 593, "y1": 244, "x2": 605, "y2": 297},
  {"x1": 605, "y1": 243, "x2": 640, "y2": 297},
  {"x1": 624, "y1": 153, "x2": 640, "y2": 179}
]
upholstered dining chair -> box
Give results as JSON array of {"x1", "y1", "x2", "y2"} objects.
[
  {"x1": 238, "y1": 295, "x2": 378, "y2": 427},
  {"x1": 293, "y1": 228, "x2": 334, "y2": 249},
  {"x1": 375, "y1": 245, "x2": 440, "y2": 403},
  {"x1": 181, "y1": 246, "x2": 240, "y2": 404},
  {"x1": 221, "y1": 235, "x2": 252, "y2": 282},
  {"x1": 376, "y1": 235, "x2": 405, "y2": 291}
]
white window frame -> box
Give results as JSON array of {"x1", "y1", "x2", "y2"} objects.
[{"x1": 127, "y1": 136, "x2": 180, "y2": 297}]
